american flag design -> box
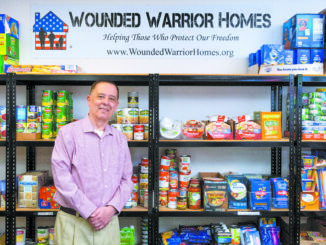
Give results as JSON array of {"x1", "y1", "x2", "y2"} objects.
[{"x1": 33, "y1": 11, "x2": 68, "y2": 50}]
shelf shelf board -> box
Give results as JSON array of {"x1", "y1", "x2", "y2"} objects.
[
  {"x1": 302, "y1": 75, "x2": 326, "y2": 85},
  {"x1": 158, "y1": 207, "x2": 289, "y2": 217},
  {"x1": 13, "y1": 74, "x2": 150, "y2": 86},
  {"x1": 15, "y1": 139, "x2": 148, "y2": 147},
  {"x1": 14, "y1": 206, "x2": 148, "y2": 217},
  {"x1": 158, "y1": 74, "x2": 291, "y2": 86},
  {"x1": 301, "y1": 209, "x2": 326, "y2": 216},
  {"x1": 301, "y1": 140, "x2": 326, "y2": 148},
  {"x1": 159, "y1": 138, "x2": 290, "y2": 147}
]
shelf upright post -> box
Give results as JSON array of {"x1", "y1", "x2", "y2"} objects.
[
  {"x1": 288, "y1": 74, "x2": 296, "y2": 245},
  {"x1": 5, "y1": 73, "x2": 16, "y2": 245},
  {"x1": 295, "y1": 74, "x2": 303, "y2": 245},
  {"x1": 26, "y1": 82, "x2": 36, "y2": 241},
  {"x1": 277, "y1": 85, "x2": 283, "y2": 176},
  {"x1": 271, "y1": 85, "x2": 277, "y2": 176}
]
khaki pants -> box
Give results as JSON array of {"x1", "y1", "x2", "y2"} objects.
[{"x1": 54, "y1": 210, "x2": 120, "y2": 245}]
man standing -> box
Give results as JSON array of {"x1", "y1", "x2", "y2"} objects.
[{"x1": 52, "y1": 81, "x2": 133, "y2": 245}]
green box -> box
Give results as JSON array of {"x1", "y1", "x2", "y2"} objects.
[
  {"x1": 0, "y1": 55, "x2": 18, "y2": 73},
  {"x1": 0, "y1": 34, "x2": 19, "y2": 59}
]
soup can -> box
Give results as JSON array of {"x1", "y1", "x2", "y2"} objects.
[
  {"x1": 16, "y1": 122, "x2": 26, "y2": 133},
  {"x1": 132, "y1": 174, "x2": 139, "y2": 191},
  {"x1": 179, "y1": 155, "x2": 191, "y2": 173},
  {"x1": 168, "y1": 189, "x2": 178, "y2": 209},
  {"x1": 160, "y1": 155, "x2": 170, "y2": 171},
  {"x1": 159, "y1": 170, "x2": 169, "y2": 191},
  {"x1": 139, "y1": 173, "x2": 148, "y2": 190},
  {"x1": 159, "y1": 190, "x2": 168, "y2": 207},
  {"x1": 16, "y1": 227, "x2": 26, "y2": 245},
  {"x1": 144, "y1": 124, "x2": 148, "y2": 140},
  {"x1": 128, "y1": 92, "x2": 139, "y2": 108},
  {"x1": 141, "y1": 157, "x2": 149, "y2": 173},
  {"x1": 134, "y1": 124, "x2": 144, "y2": 140},
  {"x1": 179, "y1": 172, "x2": 191, "y2": 188}
]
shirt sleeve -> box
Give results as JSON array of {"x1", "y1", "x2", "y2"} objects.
[
  {"x1": 107, "y1": 136, "x2": 133, "y2": 213},
  {"x1": 51, "y1": 129, "x2": 97, "y2": 219}
]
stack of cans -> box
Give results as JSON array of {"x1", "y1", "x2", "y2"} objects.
[
  {"x1": 16, "y1": 105, "x2": 42, "y2": 134},
  {"x1": 37, "y1": 226, "x2": 54, "y2": 245},
  {"x1": 139, "y1": 157, "x2": 148, "y2": 208},
  {"x1": 0, "y1": 106, "x2": 5, "y2": 139},
  {"x1": 302, "y1": 90, "x2": 326, "y2": 140},
  {"x1": 141, "y1": 218, "x2": 149, "y2": 245},
  {"x1": 41, "y1": 90, "x2": 73, "y2": 139}
]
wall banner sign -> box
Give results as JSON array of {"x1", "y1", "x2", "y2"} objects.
[{"x1": 31, "y1": 4, "x2": 273, "y2": 59}]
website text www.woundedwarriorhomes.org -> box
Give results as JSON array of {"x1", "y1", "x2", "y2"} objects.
[{"x1": 106, "y1": 48, "x2": 235, "y2": 57}]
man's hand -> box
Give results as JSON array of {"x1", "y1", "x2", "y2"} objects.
[{"x1": 88, "y1": 206, "x2": 117, "y2": 231}]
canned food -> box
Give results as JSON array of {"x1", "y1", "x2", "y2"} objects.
[
  {"x1": 0, "y1": 123, "x2": 5, "y2": 139},
  {"x1": 122, "y1": 124, "x2": 133, "y2": 140},
  {"x1": 27, "y1": 105, "x2": 41, "y2": 122},
  {"x1": 302, "y1": 115, "x2": 312, "y2": 121},
  {"x1": 42, "y1": 106, "x2": 54, "y2": 123},
  {"x1": 116, "y1": 109, "x2": 123, "y2": 124},
  {"x1": 132, "y1": 191, "x2": 138, "y2": 207},
  {"x1": 0, "y1": 106, "x2": 6, "y2": 123},
  {"x1": 37, "y1": 227, "x2": 49, "y2": 244},
  {"x1": 122, "y1": 108, "x2": 139, "y2": 124},
  {"x1": 16, "y1": 122, "x2": 26, "y2": 133},
  {"x1": 309, "y1": 98, "x2": 322, "y2": 104},
  {"x1": 49, "y1": 227, "x2": 55, "y2": 245},
  {"x1": 168, "y1": 189, "x2": 178, "y2": 209},
  {"x1": 26, "y1": 122, "x2": 41, "y2": 133},
  {"x1": 177, "y1": 196, "x2": 187, "y2": 210},
  {"x1": 139, "y1": 189, "x2": 145, "y2": 205},
  {"x1": 179, "y1": 155, "x2": 191, "y2": 173},
  {"x1": 230, "y1": 225, "x2": 240, "y2": 244},
  {"x1": 16, "y1": 105, "x2": 27, "y2": 122},
  {"x1": 179, "y1": 172, "x2": 191, "y2": 188},
  {"x1": 141, "y1": 157, "x2": 149, "y2": 173},
  {"x1": 309, "y1": 92, "x2": 322, "y2": 99},
  {"x1": 308, "y1": 103, "x2": 321, "y2": 110},
  {"x1": 42, "y1": 90, "x2": 54, "y2": 106},
  {"x1": 139, "y1": 173, "x2": 148, "y2": 190},
  {"x1": 159, "y1": 190, "x2": 168, "y2": 207},
  {"x1": 57, "y1": 90, "x2": 69, "y2": 106},
  {"x1": 128, "y1": 92, "x2": 139, "y2": 108},
  {"x1": 144, "y1": 124, "x2": 148, "y2": 140},
  {"x1": 166, "y1": 148, "x2": 177, "y2": 158},
  {"x1": 16, "y1": 227, "x2": 26, "y2": 245},
  {"x1": 160, "y1": 155, "x2": 171, "y2": 171},
  {"x1": 134, "y1": 124, "x2": 144, "y2": 140},
  {"x1": 309, "y1": 109, "x2": 321, "y2": 116},
  {"x1": 315, "y1": 116, "x2": 326, "y2": 121},
  {"x1": 170, "y1": 158, "x2": 177, "y2": 170},
  {"x1": 143, "y1": 190, "x2": 148, "y2": 208},
  {"x1": 42, "y1": 122, "x2": 53, "y2": 139},
  {"x1": 132, "y1": 174, "x2": 139, "y2": 191},
  {"x1": 139, "y1": 108, "x2": 149, "y2": 124},
  {"x1": 111, "y1": 124, "x2": 123, "y2": 132},
  {"x1": 56, "y1": 106, "x2": 68, "y2": 122},
  {"x1": 179, "y1": 187, "x2": 188, "y2": 197},
  {"x1": 159, "y1": 170, "x2": 169, "y2": 191},
  {"x1": 302, "y1": 108, "x2": 310, "y2": 115},
  {"x1": 169, "y1": 170, "x2": 178, "y2": 189}
]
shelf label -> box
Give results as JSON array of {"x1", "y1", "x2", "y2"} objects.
[
  {"x1": 237, "y1": 211, "x2": 260, "y2": 216},
  {"x1": 37, "y1": 212, "x2": 54, "y2": 216}
]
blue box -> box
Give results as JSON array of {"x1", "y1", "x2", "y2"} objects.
[
  {"x1": 284, "y1": 49, "x2": 295, "y2": 65},
  {"x1": 296, "y1": 49, "x2": 310, "y2": 64},
  {"x1": 271, "y1": 177, "x2": 288, "y2": 209},
  {"x1": 227, "y1": 175, "x2": 248, "y2": 209},
  {"x1": 0, "y1": 14, "x2": 19, "y2": 39},
  {"x1": 249, "y1": 179, "x2": 271, "y2": 210},
  {"x1": 311, "y1": 49, "x2": 324, "y2": 63},
  {"x1": 249, "y1": 53, "x2": 255, "y2": 67},
  {"x1": 283, "y1": 14, "x2": 324, "y2": 48},
  {"x1": 260, "y1": 44, "x2": 284, "y2": 65},
  {"x1": 256, "y1": 50, "x2": 261, "y2": 66}
]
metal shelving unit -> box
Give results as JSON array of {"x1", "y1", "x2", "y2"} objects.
[
  {"x1": 153, "y1": 74, "x2": 296, "y2": 244},
  {"x1": 2, "y1": 73, "x2": 154, "y2": 245}
]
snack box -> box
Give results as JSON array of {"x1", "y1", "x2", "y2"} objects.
[
  {"x1": 270, "y1": 177, "x2": 288, "y2": 209},
  {"x1": 18, "y1": 171, "x2": 48, "y2": 208},
  {"x1": 5, "y1": 65, "x2": 79, "y2": 73},
  {"x1": 260, "y1": 44, "x2": 284, "y2": 65},
  {"x1": 261, "y1": 112, "x2": 282, "y2": 140},
  {"x1": 0, "y1": 55, "x2": 18, "y2": 73},
  {"x1": 301, "y1": 192, "x2": 319, "y2": 210},
  {"x1": 302, "y1": 155, "x2": 317, "y2": 168},
  {"x1": 227, "y1": 175, "x2": 248, "y2": 209},
  {"x1": 302, "y1": 180, "x2": 316, "y2": 192},
  {"x1": 249, "y1": 178, "x2": 271, "y2": 210},
  {"x1": 0, "y1": 34, "x2": 19, "y2": 59},
  {"x1": 39, "y1": 186, "x2": 60, "y2": 209},
  {"x1": 283, "y1": 14, "x2": 325, "y2": 49},
  {"x1": 302, "y1": 168, "x2": 316, "y2": 180},
  {"x1": 0, "y1": 14, "x2": 19, "y2": 39}
]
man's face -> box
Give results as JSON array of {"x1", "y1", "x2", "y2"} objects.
[{"x1": 87, "y1": 82, "x2": 119, "y2": 123}]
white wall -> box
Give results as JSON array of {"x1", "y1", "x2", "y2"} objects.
[{"x1": 1, "y1": 0, "x2": 325, "y2": 241}]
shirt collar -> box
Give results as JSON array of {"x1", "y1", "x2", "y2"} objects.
[{"x1": 82, "y1": 115, "x2": 113, "y2": 136}]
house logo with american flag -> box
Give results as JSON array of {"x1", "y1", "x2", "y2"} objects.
[{"x1": 33, "y1": 11, "x2": 68, "y2": 50}]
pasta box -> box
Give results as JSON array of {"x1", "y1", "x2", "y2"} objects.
[{"x1": 249, "y1": 179, "x2": 271, "y2": 210}]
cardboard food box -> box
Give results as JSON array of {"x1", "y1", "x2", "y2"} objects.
[
  {"x1": 0, "y1": 180, "x2": 5, "y2": 208},
  {"x1": 200, "y1": 172, "x2": 228, "y2": 211},
  {"x1": 39, "y1": 186, "x2": 60, "y2": 209},
  {"x1": 283, "y1": 14, "x2": 325, "y2": 49},
  {"x1": 249, "y1": 178, "x2": 271, "y2": 210},
  {"x1": 227, "y1": 175, "x2": 248, "y2": 209},
  {"x1": 18, "y1": 171, "x2": 48, "y2": 208},
  {"x1": 301, "y1": 192, "x2": 319, "y2": 210},
  {"x1": 0, "y1": 55, "x2": 18, "y2": 73},
  {"x1": 0, "y1": 34, "x2": 19, "y2": 59}
]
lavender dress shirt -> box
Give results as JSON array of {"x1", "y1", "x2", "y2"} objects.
[{"x1": 51, "y1": 116, "x2": 133, "y2": 219}]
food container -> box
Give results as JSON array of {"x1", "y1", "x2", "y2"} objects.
[
  {"x1": 302, "y1": 180, "x2": 316, "y2": 192},
  {"x1": 302, "y1": 155, "x2": 316, "y2": 168},
  {"x1": 235, "y1": 120, "x2": 261, "y2": 140},
  {"x1": 301, "y1": 168, "x2": 315, "y2": 180},
  {"x1": 206, "y1": 121, "x2": 233, "y2": 140},
  {"x1": 182, "y1": 120, "x2": 205, "y2": 139},
  {"x1": 160, "y1": 117, "x2": 182, "y2": 139}
]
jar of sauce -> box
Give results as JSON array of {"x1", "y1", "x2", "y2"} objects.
[{"x1": 188, "y1": 184, "x2": 201, "y2": 209}]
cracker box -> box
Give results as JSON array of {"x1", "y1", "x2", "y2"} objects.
[
  {"x1": 249, "y1": 179, "x2": 271, "y2": 210},
  {"x1": 283, "y1": 14, "x2": 325, "y2": 49},
  {"x1": 260, "y1": 44, "x2": 284, "y2": 65},
  {"x1": 18, "y1": 171, "x2": 48, "y2": 208},
  {"x1": 0, "y1": 15, "x2": 19, "y2": 39},
  {"x1": 227, "y1": 175, "x2": 248, "y2": 209},
  {"x1": 0, "y1": 55, "x2": 19, "y2": 73},
  {"x1": 296, "y1": 49, "x2": 311, "y2": 64},
  {"x1": 0, "y1": 34, "x2": 19, "y2": 59}
]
